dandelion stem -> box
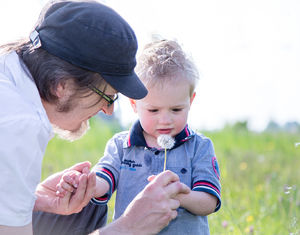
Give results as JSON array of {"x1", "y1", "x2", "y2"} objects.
[{"x1": 163, "y1": 148, "x2": 167, "y2": 171}]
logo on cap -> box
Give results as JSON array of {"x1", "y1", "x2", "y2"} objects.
[{"x1": 30, "y1": 30, "x2": 42, "y2": 49}]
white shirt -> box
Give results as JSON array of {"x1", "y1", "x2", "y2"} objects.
[{"x1": 0, "y1": 52, "x2": 52, "y2": 226}]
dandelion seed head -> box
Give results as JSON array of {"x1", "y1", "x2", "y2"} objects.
[{"x1": 157, "y1": 134, "x2": 175, "y2": 149}]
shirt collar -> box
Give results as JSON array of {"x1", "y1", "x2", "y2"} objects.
[{"x1": 127, "y1": 120, "x2": 194, "y2": 149}]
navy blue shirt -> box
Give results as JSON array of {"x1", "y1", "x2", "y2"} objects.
[{"x1": 33, "y1": 202, "x2": 107, "y2": 235}]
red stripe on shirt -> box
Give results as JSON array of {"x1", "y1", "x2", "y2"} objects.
[
  {"x1": 101, "y1": 168, "x2": 115, "y2": 191},
  {"x1": 193, "y1": 181, "x2": 220, "y2": 194}
]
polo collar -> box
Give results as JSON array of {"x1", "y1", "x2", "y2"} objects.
[{"x1": 127, "y1": 120, "x2": 194, "y2": 149}]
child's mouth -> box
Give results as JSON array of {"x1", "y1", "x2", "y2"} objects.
[{"x1": 158, "y1": 129, "x2": 172, "y2": 134}]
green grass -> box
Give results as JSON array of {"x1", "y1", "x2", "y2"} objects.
[
  {"x1": 41, "y1": 118, "x2": 120, "y2": 178},
  {"x1": 204, "y1": 125, "x2": 300, "y2": 234},
  {"x1": 43, "y1": 118, "x2": 300, "y2": 234}
]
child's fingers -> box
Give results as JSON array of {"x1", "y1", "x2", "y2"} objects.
[
  {"x1": 55, "y1": 184, "x2": 67, "y2": 197},
  {"x1": 62, "y1": 173, "x2": 78, "y2": 188},
  {"x1": 59, "y1": 180, "x2": 75, "y2": 193},
  {"x1": 67, "y1": 171, "x2": 83, "y2": 188},
  {"x1": 56, "y1": 189, "x2": 65, "y2": 198},
  {"x1": 82, "y1": 166, "x2": 90, "y2": 175},
  {"x1": 55, "y1": 170, "x2": 83, "y2": 198}
]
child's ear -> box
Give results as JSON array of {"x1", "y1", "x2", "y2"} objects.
[
  {"x1": 129, "y1": 99, "x2": 137, "y2": 113},
  {"x1": 190, "y1": 92, "x2": 196, "y2": 105}
]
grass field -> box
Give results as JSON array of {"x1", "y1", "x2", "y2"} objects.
[{"x1": 42, "y1": 118, "x2": 300, "y2": 235}]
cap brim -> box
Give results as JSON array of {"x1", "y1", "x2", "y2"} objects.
[{"x1": 101, "y1": 72, "x2": 147, "y2": 99}]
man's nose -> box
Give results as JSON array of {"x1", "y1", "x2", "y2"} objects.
[{"x1": 102, "y1": 103, "x2": 114, "y2": 115}]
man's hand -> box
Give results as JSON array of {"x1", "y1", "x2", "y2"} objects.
[
  {"x1": 34, "y1": 161, "x2": 96, "y2": 215},
  {"x1": 99, "y1": 170, "x2": 190, "y2": 235}
]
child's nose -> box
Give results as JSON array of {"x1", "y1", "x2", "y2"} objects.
[{"x1": 159, "y1": 112, "x2": 172, "y2": 124}]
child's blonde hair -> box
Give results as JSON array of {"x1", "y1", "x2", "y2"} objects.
[{"x1": 135, "y1": 39, "x2": 199, "y2": 96}]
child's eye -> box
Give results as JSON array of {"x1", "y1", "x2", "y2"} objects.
[
  {"x1": 172, "y1": 108, "x2": 182, "y2": 112},
  {"x1": 148, "y1": 109, "x2": 158, "y2": 113}
]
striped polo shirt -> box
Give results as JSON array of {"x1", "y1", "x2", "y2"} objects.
[{"x1": 92, "y1": 120, "x2": 221, "y2": 235}]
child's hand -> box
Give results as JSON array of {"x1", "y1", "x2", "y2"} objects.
[{"x1": 56, "y1": 169, "x2": 85, "y2": 197}]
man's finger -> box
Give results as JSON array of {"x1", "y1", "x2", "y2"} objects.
[
  {"x1": 58, "y1": 190, "x2": 72, "y2": 214},
  {"x1": 147, "y1": 175, "x2": 156, "y2": 182},
  {"x1": 67, "y1": 171, "x2": 97, "y2": 214},
  {"x1": 164, "y1": 181, "x2": 190, "y2": 198},
  {"x1": 83, "y1": 172, "x2": 96, "y2": 203},
  {"x1": 170, "y1": 210, "x2": 178, "y2": 220},
  {"x1": 151, "y1": 170, "x2": 179, "y2": 187},
  {"x1": 169, "y1": 199, "x2": 180, "y2": 210},
  {"x1": 69, "y1": 173, "x2": 88, "y2": 210},
  {"x1": 73, "y1": 172, "x2": 96, "y2": 210}
]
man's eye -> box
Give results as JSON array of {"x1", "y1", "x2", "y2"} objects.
[
  {"x1": 172, "y1": 108, "x2": 182, "y2": 112},
  {"x1": 148, "y1": 109, "x2": 158, "y2": 113}
]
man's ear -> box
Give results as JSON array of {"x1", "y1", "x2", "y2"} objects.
[
  {"x1": 55, "y1": 82, "x2": 66, "y2": 98},
  {"x1": 129, "y1": 99, "x2": 137, "y2": 113},
  {"x1": 190, "y1": 92, "x2": 196, "y2": 105},
  {"x1": 55, "y1": 80, "x2": 73, "y2": 99}
]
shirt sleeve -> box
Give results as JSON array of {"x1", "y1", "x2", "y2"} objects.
[
  {"x1": 91, "y1": 133, "x2": 124, "y2": 205},
  {"x1": 191, "y1": 136, "x2": 221, "y2": 212},
  {"x1": 0, "y1": 116, "x2": 49, "y2": 226}
]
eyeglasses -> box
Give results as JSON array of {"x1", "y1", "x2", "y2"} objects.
[{"x1": 88, "y1": 84, "x2": 118, "y2": 107}]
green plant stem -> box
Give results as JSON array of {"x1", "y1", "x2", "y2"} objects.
[{"x1": 163, "y1": 148, "x2": 167, "y2": 171}]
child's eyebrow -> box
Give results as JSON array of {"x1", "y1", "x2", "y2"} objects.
[{"x1": 171, "y1": 103, "x2": 188, "y2": 108}]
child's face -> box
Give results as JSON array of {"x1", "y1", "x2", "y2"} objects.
[{"x1": 131, "y1": 79, "x2": 195, "y2": 146}]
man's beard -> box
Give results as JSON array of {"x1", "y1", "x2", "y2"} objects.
[{"x1": 51, "y1": 120, "x2": 90, "y2": 142}]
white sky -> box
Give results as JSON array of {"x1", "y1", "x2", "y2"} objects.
[{"x1": 1, "y1": 0, "x2": 300, "y2": 131}]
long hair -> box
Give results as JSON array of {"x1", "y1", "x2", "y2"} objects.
[{"x1": 0, "y1": 40, "x2": 106, "y2": 111}]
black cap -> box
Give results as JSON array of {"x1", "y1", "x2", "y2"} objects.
[{"x1": 31, "y1": 0, "x2": 147, "y2": 99}]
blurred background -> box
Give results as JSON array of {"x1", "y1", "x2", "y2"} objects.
[
  {"x1": 1, "y1": 1, "x2": 299, "y2": 234},
  {"x1": 1, "y1": 0, "x2": 300, "y2": 132}
]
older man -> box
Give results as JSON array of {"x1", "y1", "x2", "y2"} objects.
[{"x1": 0, "y1": 1, "x2": 189, "y2": 234}]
